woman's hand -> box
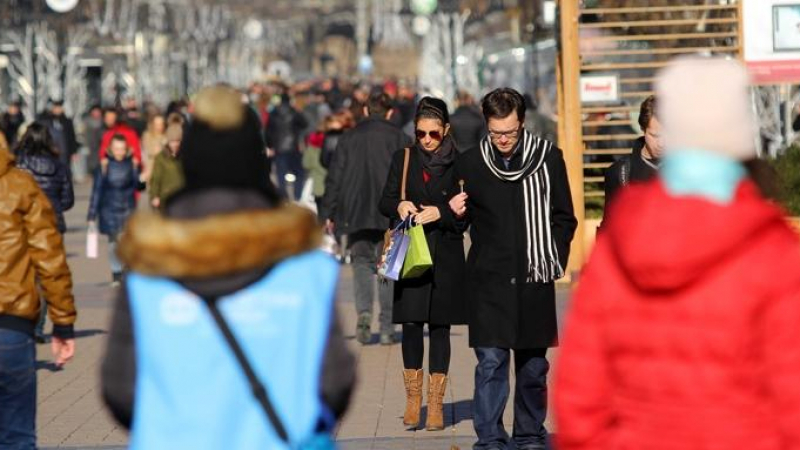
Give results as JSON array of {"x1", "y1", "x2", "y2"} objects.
[
  {"x1": 414, "y1": 205, "x2": 441, "y2": 225},
  {"x1": 449, "y1": 193, "x2": 468, "y2": 218},
  {"x1": 397, "y1": 201, "x2": 418, "y2": 219}
]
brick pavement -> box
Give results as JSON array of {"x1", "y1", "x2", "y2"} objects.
[{"x1": 36, "y1": 182, "x2": 571, "y2": 449}]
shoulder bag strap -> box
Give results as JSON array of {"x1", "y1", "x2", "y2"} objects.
[
  {"x1": 203, "y1": 297, "x2": 291, "y2": 444},
  {"x1": 401, "y1": 147, "x2": 410, "y2": 201}
]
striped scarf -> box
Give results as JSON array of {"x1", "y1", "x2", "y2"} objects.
[{"x1": 479, "y1": 129, "x2": 564, "y2": 282}]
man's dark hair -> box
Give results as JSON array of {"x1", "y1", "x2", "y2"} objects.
[
  {"x1": 110, "y1": 133, "x2": 127, "y2": 144},
  {"x1": 482, "y1": 88, "x2": 526, "y2": 122},
  {"x1": 366, "y1": 92, "x2": 393, "y2": 117},
  {"x1": 638, "y1": 95, "x2": 657, "y2": 132}
]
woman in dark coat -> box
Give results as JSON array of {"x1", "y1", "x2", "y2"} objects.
[
  {"x1": 14, "y1": 122, "x2": 75, "y2": 342},
  {"x1": 14, "y1": 123, "x2": 74, "y2": 234},
  {"x1": 379, "y1": 97, "x2": 466, "y2": 432},
  {"x1": 88, "y1": 133, "x2": 142, "y2": 285}
]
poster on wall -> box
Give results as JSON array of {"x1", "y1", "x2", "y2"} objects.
[{"x1": 743, "y1": 0, "x2": 800, "y2": 84}]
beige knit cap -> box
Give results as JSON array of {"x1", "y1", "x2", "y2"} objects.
[{"x1": 655, "y1": 57, "x2": 756, "y2": 160}]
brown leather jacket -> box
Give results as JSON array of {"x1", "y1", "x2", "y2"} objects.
[{"x1": 0, "y1": 150, "x2": 76, "y2": 337}]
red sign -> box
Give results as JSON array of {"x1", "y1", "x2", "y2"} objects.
[{"x1": 746, "y1": 60, "x2": 800, "y2": 84}]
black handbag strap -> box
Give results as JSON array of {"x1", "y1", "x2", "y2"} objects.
[{"x1": 203, "y1": 297, "x2": 291, "y2": 444}]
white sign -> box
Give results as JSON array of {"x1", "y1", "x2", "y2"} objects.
[
  {"x1": 579, "y1": 75, "x2": 619, "y2": 103},
  {"x1": 743, "y1": 0, "x2": 800, "y2": 84}
]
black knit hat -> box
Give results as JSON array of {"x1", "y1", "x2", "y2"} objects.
[{"x1": 179, "y1": 86, "x2": 278, "y2": 202}]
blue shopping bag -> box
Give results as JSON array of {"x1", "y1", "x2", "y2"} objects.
[{"x1": 377, "y1": 218, "x2": 411, "y2": 281}]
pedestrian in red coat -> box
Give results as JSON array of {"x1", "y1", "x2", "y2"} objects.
[
  {"x1": 556, "y1": 58, "x2": 800, "y2": 450},
  {"x1": 99, "y1": 109, "x2": 142, "y2": 165}
]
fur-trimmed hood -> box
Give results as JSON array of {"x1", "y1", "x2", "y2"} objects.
[{"x1": 117, "y1": 204, "x2": 321, "y2": 278}]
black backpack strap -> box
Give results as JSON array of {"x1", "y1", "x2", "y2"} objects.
[{"x1": 203, "y1": 297, "x2": 291, "y2": 444}]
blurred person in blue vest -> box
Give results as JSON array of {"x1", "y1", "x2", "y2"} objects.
[{"x1": 100, "y1": 85, "x2": 356, "y2": 450}]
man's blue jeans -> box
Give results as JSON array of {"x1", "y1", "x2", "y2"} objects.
[
  {"x1": 473, "y1": 347, "x2": 549, "y2": 450},
  {"x1": 0, "y1": 329, "x2": 36, "y2": 450}
]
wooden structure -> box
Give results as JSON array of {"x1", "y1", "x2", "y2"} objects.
[{"x1": 557, "y1": 0, "x2": 743, "y2": 275}]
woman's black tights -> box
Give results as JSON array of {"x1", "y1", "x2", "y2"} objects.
[{"x1": 401, "y1": 322, "x2": 451, "y2": 374}]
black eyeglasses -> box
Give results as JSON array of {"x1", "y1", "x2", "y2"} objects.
[{"x1": 415, "y1": 130, "x2": 443, "y2": 141}]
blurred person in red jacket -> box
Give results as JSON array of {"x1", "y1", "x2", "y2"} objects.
[
  {"x1": 99, "y1": 108, "x2": 142, "y2": 165},
  {"x1": 555, "y1": 57, "x2": 800, "y2": 450}
]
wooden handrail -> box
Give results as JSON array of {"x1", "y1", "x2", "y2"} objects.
[
  {"x1": 584, "y1": 162, "x2": 613, "y2": 169},
  {"x1": 583, "y1": 119, "x2": 634, "y2": 126},
  {"x1": 620, "y1": 77, "x2": 656, "y2": 84},
  {"x1": 581, "y1": 61, "x2": 670, "y2": 70},
  {"x1": 584, "y1": 148, "x2": 633, "y2": 155},
  {"x1": 585, "y1": 190, "x2": 605, "y2": 198},
  {"x1": 584, "y1": 176, "x2": 605, "y2": 183},
  {"x1": 582, "y1": 31, "x2": 737, "y2": 42},
  {"x1": 581, "y1": 4, "x2": 738, "y2": 15},
  {"x1": 580, "y1": 17, "x2": 738, "y2": 29},
  {"x1": 584, "y1": 134, "x2": 639, "y2": 142},
  {"x1": 582, "y1": 45, "x2": 740, "y2": 57},
  {"x1": 582, "y1": 105, "x2": 638, "y2": 113}
]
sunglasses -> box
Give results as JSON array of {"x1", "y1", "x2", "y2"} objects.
[{"x1": 415, "y1": 130, "x2": 443, "y2": 141}]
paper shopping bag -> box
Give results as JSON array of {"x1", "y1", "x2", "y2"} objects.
[
  {"x1": 86, "y1": 226, "x2": 99, "y2": 259},
  {"x1": 401, "y1": 223, "x2": 432, "y2": 279},
  {"x1": 377, "y1": 220, "x2": 411, "y2": 281}
]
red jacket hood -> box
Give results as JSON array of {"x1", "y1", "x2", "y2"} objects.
[{"x1": 603, "y1": 179, "x2": 788, "y2": 293}]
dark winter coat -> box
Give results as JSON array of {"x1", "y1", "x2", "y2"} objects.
[
  {"x1": 265, "y1": 102, "x2": 308, "y2": 154},
  {"x1": 88, "y1": 157, "x2": 141, "y2": 236},
  {"x1": 1, "y1": 111, "x2": 25, "y2": 147},
  {"x1": 101, "y1": 188, "x2": 356, "y2": 428},
  {"x1": 39, "y1": 113, "x2": 79, "y2": 167},
  {"x1": 320, "y1": 129, "x2": 343, "y2": 169},
  {"x1": 379, "y1": 146, "x2": 467, "y2": 325},
  {"x1": 320, "y1": 117, "x2": 414, "y2": 234},
  {"x1": 449, "y1": 106, "x2": 486, "y2": 153},
  {"x1": 455, "y1": 144, "x2": 577, "y2": 349},
  {"x1": 16, "y1": 153, "x2": 74, "y2": 233},
  {"x1": 603, "y1": 137, "x2": 659, "y2": 210}
]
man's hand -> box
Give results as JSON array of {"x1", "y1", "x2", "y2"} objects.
[
  {"x1": 397, "y1": 201, "x2": 418, "y2": 219},
  {"x1": 414, "y1": 205, "x2": 441, "y2": 225},
  {"x1": 449, "y1": 193, "x2": 468, "y2": 218},
  {"x1": 51, "y1": 337, "x2": 75, "y2": 368}
]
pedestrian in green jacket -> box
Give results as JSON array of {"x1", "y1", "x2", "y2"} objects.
[{"x1": 149, "y1": 124, "x2": 184, "y2": 210}]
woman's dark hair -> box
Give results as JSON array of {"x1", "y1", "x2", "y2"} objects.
[
  {"x1": 482, "y1": 88, "x2": 526, "y2": 122},
  {"x1": 638, "y1": 95, "x2": 657, "y2": 132},
  {"x1": 13, "y1": 122, "x2": 58, "y2": 157},
  {"x1": 415, "y1": 96, "x2": 450, "y2": 126}
]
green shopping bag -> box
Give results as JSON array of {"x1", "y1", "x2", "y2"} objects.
[{"x1": 401, "y1": 223, "x2": 432, "y2": 278}]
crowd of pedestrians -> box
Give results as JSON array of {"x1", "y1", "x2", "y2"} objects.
[{"x1": 1, "y1": 57, "x2": 799, "y2": 450}]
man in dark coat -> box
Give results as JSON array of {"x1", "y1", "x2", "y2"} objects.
[
  {"x1": 603, "y1": 95, "x2": 662, "y2": 213},
  {"x1": 448, "y1": 88, "x2": 577, "y2": 450},
  {"x1": 320, "y1": 92, "x2": 413, "y2": 345},
  {"x1": 1, "y1": 101, "x2": 26, "y2": 147},
  {"x1": 265, "y1": 93, "x2": 308, "y2": 200},
  {"x1": 39, "y1": 100, "x2": 79, "y2": 172},
  {"x1": 450, "y1": 90, "x2": 486, "y2": 153}
]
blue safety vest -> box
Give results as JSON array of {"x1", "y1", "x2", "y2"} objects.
[{"x1": 126, "y1": 250, "x2": 339, "y2": 450}]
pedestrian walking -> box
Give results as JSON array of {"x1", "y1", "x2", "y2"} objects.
[
  {"x1": 148, "y1": 124, "x2": 184, "y2": 210},
  {"x1": 101, "y1": 85, "x2": 355, "y2": 450},
  {"x1": 448, "y1": 88, "x2": 577, "y2": 450},
  {"x1": 555, "y1": 57, "x2": 800, "y2": 450},
  {"x1": 83, "y1": 105, "x2": 104, "y2": 176},
  {"x1": 321, "y1": 92, "x2": 414, "y2": 345},
  {"x1": 99, "y1": 108, "x2": 142, "y2": 164},
  {"x1": 0, "y1": 142, "x2": 76, "y2": 449},
  {"x1": 265, "y1": 93, "x2": 308, "y2": 200},
  {"x1": 379, "y1": 97, "x2": 466, "y2": 431},
  {"x1": 603, "y1": 95, "x2": 662, "y2": 212},
  {"x1": 450, "y1": 90, "x2": 486, "y2": 153},
  {"x1": 14, "y1": 123, "x2": 75, "y2": 343},
  {"x1": 140, "y1": 113, "x2": 167, "y2": 182},
  {"x1": 88, "y1": 134, "x2": 143, "y2": 286},
  {"x1": 1, "y1": 100, "x2": 26, "y2": 148},
  {"x1": 38, "y1": 100, "x2": 79, "y2": 173}
]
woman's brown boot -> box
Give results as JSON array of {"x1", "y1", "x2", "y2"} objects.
[
  {"x1": 402, "y1": 369, "x2": 424, "y2": 427},
  {"x1": 426, "y1": 373, "x2": 448, "y2": 431}
]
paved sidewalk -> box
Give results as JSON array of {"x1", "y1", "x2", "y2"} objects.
[{"x1": 36, "y1": 182, "x2": 571, "y2": 449}]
